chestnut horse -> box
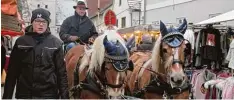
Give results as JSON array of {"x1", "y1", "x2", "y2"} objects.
[
  {"x1": 68, "y1": 30, "x2": 133, "y2": 99},
  {"x1": 126, "y1": 19, "x2": 191, "y2": 99}
]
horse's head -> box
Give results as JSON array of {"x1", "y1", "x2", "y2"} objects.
[
  {"x1": 152, "y1": 19, "x2": 188, "y2": 88},
  {"x1": 89, "y1": 31, "x2": 132, "y2": 97}
]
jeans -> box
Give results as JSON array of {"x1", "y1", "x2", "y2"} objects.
[{"x1": 66, "y1": 42, "x2": 76, "y2": 51}]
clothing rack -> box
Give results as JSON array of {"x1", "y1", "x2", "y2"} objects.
[{"x1": 188, "y1": 24, "x2": 234, "y2": 31}]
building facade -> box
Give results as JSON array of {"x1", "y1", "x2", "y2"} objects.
[
  {"x1": 113, "y1": 0, "x2": 131, "y2": 28},
  {"x1": 86, "y1": 0, "x2": 113, "y2": 33},
  {"x1": 143, "y1": 0, "x2": 234, "y2": 25}
]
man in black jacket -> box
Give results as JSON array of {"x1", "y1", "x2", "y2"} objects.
[
  {"x1": 59, "y1": 1, "x2": 97, "y2": 51},
  {"x1": 3, "y1": 8, "x2": 69, "y2": 99}
]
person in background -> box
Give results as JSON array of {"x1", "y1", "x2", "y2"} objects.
[
  {"x1": 3, "y1": 8, "x2": 69, "y2": 99},
  {"x1": 137, "y1": 34, "x2": 154, "y2": 51},
  {"x1": 59, "y1": 1, "x2": 97, "y2": 51}
]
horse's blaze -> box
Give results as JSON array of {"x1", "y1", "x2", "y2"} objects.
[{"x1": 172, "y1": 63, "x2": 181, "y2": 72}]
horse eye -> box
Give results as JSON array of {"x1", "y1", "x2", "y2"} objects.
[{"x1": 162, "y1": 48, "x2": 167, "y2": 53}]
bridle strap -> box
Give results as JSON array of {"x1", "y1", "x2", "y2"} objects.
[
  {"x1": 172, "y1": 59, "x2": 184, "y2": 64},
  {"x1": 105, "y1": 83, "x2": 123, "y2": 88}
]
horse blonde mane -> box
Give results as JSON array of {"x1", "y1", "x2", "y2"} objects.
[
  {"x1": 79, "y1": 48, "x2": 93, "y2": 74},
  {"x1": 88, "y1": 30, "x2": 129, "y2": 75},
  {"x1": 151, "y1": 35, "x2": 163, "y2": 72}
]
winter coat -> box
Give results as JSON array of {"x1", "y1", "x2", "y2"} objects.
[
  {"x1": 3, "y1": 25, "x2": 69, "y2": 99},
  {"x1": 59, "y1": 12, "x2": 97, "y2": 44}
]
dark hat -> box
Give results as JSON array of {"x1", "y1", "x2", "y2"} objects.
[
  {"x1": 31, "y1": 8, "x2": 51, "y2": 24},
  {"x1": 73, "y1": 1, "x2": 89, "y2": 9}
]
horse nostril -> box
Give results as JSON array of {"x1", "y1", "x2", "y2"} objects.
[
  {"x1": 182, "y1": 76, "x2": 185, "y2": 80},
  {"x1": 171, "y1": 77, "x2": 175, "y2": 82}
]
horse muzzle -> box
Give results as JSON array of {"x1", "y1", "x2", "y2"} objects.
[{"x1": 169, "y1": 72, "x2": 187, "y2": 88}]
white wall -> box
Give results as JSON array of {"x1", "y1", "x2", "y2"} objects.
[
  {"x1": 145, "y1": 0, "x2": 234, "y2": 25},
  {"x1": 56, "y1": 0, "x2": 76, "y2": 26},
  {"x1": 146, "y1": 0, "x2": 169, "y2": 5},
  {"x1": 113, "y1": 0, "x2": 131, "y2": 28}
]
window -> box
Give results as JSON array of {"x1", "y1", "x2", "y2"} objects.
[
  {"x1": 119, "y1": 0, "x2": 121, "y2": 6},
  {"x1": 176, "y1": 17, "x2": 185, "y2": 24},
  {"x1": 45, "y1": 5, "x2": 48, "y2": 9},
  {"x1": 121, "y1": 17, "x2": 126, "y2": 28},
  {"x1": 37, "y1": 4, "x2": 40, "y2": 8},
  {"x1": 116, "y1": 19, "x2": 118, "y2": 27}
]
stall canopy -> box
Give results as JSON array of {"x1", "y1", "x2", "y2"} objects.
[{"x1": 196, "y1": 10, "x2": 234, "y2": 25}]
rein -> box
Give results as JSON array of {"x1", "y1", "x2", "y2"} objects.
[
  {"x1": 70, "y1": 60, "x2": 126, "y2": 99},
  {"x1": 133, "y1": 65, "x2": 190, "y2": 99}
]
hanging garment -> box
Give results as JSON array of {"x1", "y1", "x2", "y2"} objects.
[
  {"x1": 184, "y1": 29, "x2": 195, "y2": 49},
  {"x1": 201, "y1": 28, "x2": 221, "y2": 61},
  {"x1": 195, "y1": 31, "x2": 202, "y2": 67},
  {"x1": 222, "y1": 77, "x2": 234, "y2": 99},
  {"x1": 193, "y1": 69, "x2": 216, "y2": 99},
  {"x1": 195, "y1": 28, "x2": 221, "y2": 67},
  {"x1": 226, "y1": 39, "x2": 234, "y2": 69}
]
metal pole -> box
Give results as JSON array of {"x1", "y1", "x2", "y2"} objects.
[
  {"x1": 139, "y1": 10, "x2": 141, "y2": 25},
  {"x1": 130, "y1": 11, "x2": 132, "y2": 26},
  {"x1": 98, "y1": 0, "x2": 100, "y2": 31},
  {"x1": 139, "y1": 2, "x2": 141, "y2": 25},
  {"x1": 144, "y1": 0, "x2": 146, "y2": 24}
]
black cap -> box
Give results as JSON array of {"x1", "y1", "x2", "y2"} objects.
[
  {"x1": 31, "y1": 8, "x2": 51, "y2": 24},
  {"x1": 73, "y1": 1, "x2": 89, "y2": 9}
]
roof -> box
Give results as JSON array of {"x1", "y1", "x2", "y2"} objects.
[
  {"x1": 196, "y1": 10, "x2": 234, "y2": 25},
  {"x1": 86, "y1": 0, "x2": 113, "y2": 18}
]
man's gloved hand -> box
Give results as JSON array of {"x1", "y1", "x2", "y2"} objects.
[
  {"x1": 69, "y1": 36, "x2": 79, "y2": 41},
  {"x1": 89, "y1": 38, "x2": 94, "y2": 43}
]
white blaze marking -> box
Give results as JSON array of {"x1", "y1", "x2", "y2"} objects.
[
  {"x1": 115, "y1": 73, "x2": 120, "y2": 92},
  {"x1": 172, "y1": 48, "x2": 182, "y2": 72}
]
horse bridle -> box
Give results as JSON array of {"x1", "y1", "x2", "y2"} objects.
[
  {"x1": 160, "y1": 40, "x2": 185, "y2": 66},
  {"x1": 98, "y1": 59, "x2": 127, "y2": 89},
  {"x1": 70, "y1": 60, "x2": 127, "y2": 98}
]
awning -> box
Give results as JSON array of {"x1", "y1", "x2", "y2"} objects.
[
  {"x1": 195, "y1": 10, "x2": 234, "y2": 25},
  {"x1": 117, "y1": 26, "x2": 136, "y2": 34}
]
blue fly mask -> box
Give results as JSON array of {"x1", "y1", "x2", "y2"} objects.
[
  {"x1": 160, "y1": 19, "x2": 187, "y2": 47},
  {"x1": 103, "y1": 36, "x2": 131, "y2": 72}
]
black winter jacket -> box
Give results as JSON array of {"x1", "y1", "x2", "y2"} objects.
[
  {"x1": 3, "y1": 26, "x2": 69, "y2": 99},
  {"x1": 59, "y1": 12, "x2": 97, "y2": 43}
]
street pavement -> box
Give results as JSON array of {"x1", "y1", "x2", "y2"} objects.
[{"x1": 1, "y1": 86, "x2": 16, "y2": 99}]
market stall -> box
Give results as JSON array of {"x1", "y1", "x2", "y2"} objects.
[
  {"x1": 184, "y1": 10, "x2": 234, "y2": 99},
  {"x1": 1, "y1": 0, "x2": 25, "y2": 85}
]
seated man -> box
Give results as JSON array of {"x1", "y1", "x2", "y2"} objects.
[{"x1": 59, "y1": 1, "x2": 97, "y2": 51}]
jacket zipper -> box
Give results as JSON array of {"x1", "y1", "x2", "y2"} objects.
[
  {"x1": 18, "y1": 45, "x2": 33, "y2": 48},
  {"x1": 31, "y1": 47, "x2": 35, "y2": 98}
]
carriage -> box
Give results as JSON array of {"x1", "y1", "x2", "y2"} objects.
[{"x1": 65, "y1": 9, "x2": 192, "y2": 99}]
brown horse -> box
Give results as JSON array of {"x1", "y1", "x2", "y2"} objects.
[
  {"x1": 65, "y1": 45, "x2": 86, "y2": 91},
  {"x1": 125, "y1": 51, "x2": 152, "y2": 94},
  {"x1": 68, "y1": 31, "x2": 133, "y2": 99},
  {"x1": 126, "y1": 19, "x2": 191, "y2": 99}
]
